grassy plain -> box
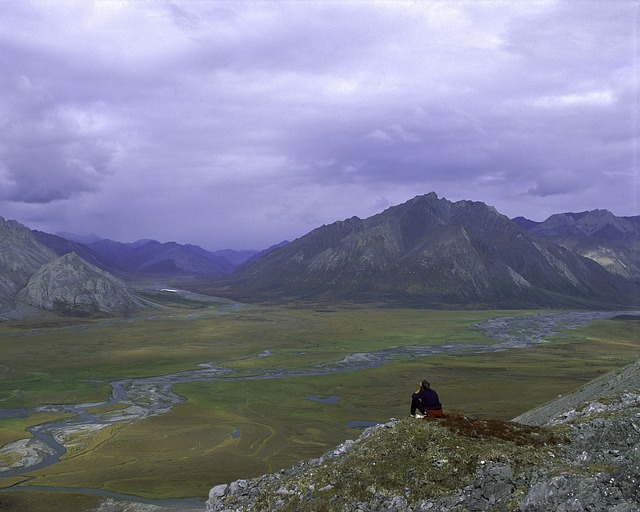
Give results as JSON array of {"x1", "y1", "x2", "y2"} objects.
[{"x1": 0, "y1": 299, "x2": 638, "y2": 506}]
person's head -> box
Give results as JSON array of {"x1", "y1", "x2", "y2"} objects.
[{"x1": 420, "y1": 380, "x2": 430, "y2": 390}]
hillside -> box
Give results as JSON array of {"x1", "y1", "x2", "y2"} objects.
[
  {"x1": 514, "y1": 210, "x2": 640, "y2": 282},
  {"x1": 205, "y1": 356, "x2": 640, "y2": 511},
  {"x1": 15, "y1": 252, "x2": 146, "y2": 316},
  {"x1": 0, "y1": 217, "x2": 57, "y2": 312},
  {"x1": 0, "y1": 218, "x2": 150, "y2": 318},
  {"x1": 198, "y1": 193, "x2": 640, "y2": 308},
  {"x1": 32, "y1": 230, "x2": 120, "y2": 273}
]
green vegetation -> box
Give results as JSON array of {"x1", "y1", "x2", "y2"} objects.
[
  {"x1": 0, "y1": 490, "x2": 101, "y2": 512},
  {"x1": 0, "y1": 307, "x2": 515, "y2": 409},
  {"x1": 248, "y1": 415, "x2": 565, "y2": 511},
  {"x1": 0, "y1": 303, "x2": 638, "y2": 503}
]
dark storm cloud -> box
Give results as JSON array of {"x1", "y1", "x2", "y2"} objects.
[
  {"x1": 0, "y1": 1, "x2": 636, "y2": 248},
  {"x1": 0, "y1": 74, "x2": 117, "y2": 203}
]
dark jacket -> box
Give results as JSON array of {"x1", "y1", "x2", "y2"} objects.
[{"x1": 412, "y1": 388, "x2": 442, "y2": 410}]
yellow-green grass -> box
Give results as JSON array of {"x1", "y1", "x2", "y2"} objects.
[
  {"x1": 20, "y1": 317, "x2": 640, "y2": 499},
  {"x1": 0, "y1": 307, "x2": 637, "y2": 500},
  {"x1": 0, "y1": 307, "x2": 526, "y2": 409},
  {"x1": 0, "y1": 490, "x2": 101, "y2": 512}
]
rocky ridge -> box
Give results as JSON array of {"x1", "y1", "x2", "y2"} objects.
[
  {"x1": 205, "y1": 357, "x2": 640, "y2": 511},
  {"x1": 16, "y1": 252, "x2": 145, "y2": 316},
  {"x1": 514, "y1": 209, "x2": 640, "y2": 282}
]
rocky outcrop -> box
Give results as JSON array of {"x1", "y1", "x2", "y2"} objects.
[
  {"x1": 0, "y1": 217, "x2": 57, "y2": 311},
  {"x1": 518, "y1": 390, "x2": 640, "y2": 511},
  {"x1": 16, "y1": 252, "x2": 144, "y2": 316},
  {"x1": 205, "y1": 357, "x2": 640, "y2": 511}
]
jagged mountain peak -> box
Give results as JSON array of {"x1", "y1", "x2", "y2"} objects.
[
  {"x1": 378, "y1": 193, "x2": 505, "y2": 229},
  {"x1": 216, "y1": 194, "x2": 640, "y2": 308}
]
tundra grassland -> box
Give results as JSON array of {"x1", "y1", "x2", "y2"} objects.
[{"x1": 0, "y1": 300, "x2": 638, "y2": 508}]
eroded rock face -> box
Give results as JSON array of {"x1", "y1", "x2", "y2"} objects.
[{"x1": 16, "y1": 252, "x2": 143, "y2": 316}]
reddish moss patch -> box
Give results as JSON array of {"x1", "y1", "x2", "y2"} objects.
[{"x1": 438, "y1": 411, "x2": 565, "y2": 447}]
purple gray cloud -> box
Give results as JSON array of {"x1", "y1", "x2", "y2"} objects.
[{"x1": 0, "y1": 1, "x2": 637, "y2": 249}]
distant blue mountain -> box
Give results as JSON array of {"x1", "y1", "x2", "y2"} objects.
[
  {"x1": 55, "y1": 231, "x2": 104, "y2": 244},
  {"x1": 35, "y1": 233, "x2": 252, "y2": 277},
  {"x1": 212, "y1": 248, "x2": 259, "y2": 266},
  {"x1": 85, "y1": 238, "x2": 237, "y2": 276}
]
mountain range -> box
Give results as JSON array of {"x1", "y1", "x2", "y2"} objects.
[
  {"x1": 0, "y1": 219, "x2": 256, "y2": 317},
  {"x1": 32, "y1": 231, "x2": 257, "y2": 277},
  {"x1": 513, "y1": 209, "x2": 640, "y2": 282},
  {"x1": 1, "y1": 192, "x2": 639, "y2": 316},
  {"x1": 199, "y1": 193, "x2": 640, "y2": 308}
]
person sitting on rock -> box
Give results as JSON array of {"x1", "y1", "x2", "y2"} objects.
[{"x1": 410, "y1": 379, "x2": 444, "y2": 418}]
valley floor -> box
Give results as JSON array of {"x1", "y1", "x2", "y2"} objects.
[{"x1": 0, "y1": 303, "x2": 638, "y2": 511}]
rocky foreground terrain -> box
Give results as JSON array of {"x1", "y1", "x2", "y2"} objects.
[{"x1": 199, "y1": 357, "x2": 640, "y2": 512}]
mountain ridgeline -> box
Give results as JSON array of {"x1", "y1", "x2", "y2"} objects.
[
  {"x1": 32, "y1": 231, "x2": 253, "y2": 277},
  {"x1": 1, "y1": 192, "x2": 639, "y2": 316},
  {"x1": 513, "y1": 209, "x2": 640, "y2": 282},
  {"x1": 208, "y1": 193, "x2": 640, "y2": 308},
  {"x1": 0, "y1": 219, "x2": 253, "y2": 317}
]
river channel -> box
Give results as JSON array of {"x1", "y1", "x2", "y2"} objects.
[{"x1": 0, "y1": 309, "x2": 634, "y2": 507}]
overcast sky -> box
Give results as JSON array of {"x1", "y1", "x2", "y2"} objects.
[{"x1": 0, "y1": 1, "x2": 638, "y2": 250}]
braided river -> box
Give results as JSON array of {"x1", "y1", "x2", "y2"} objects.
[{"x1": 0, "y1": 309, "x2": 634, "y2": 507}]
